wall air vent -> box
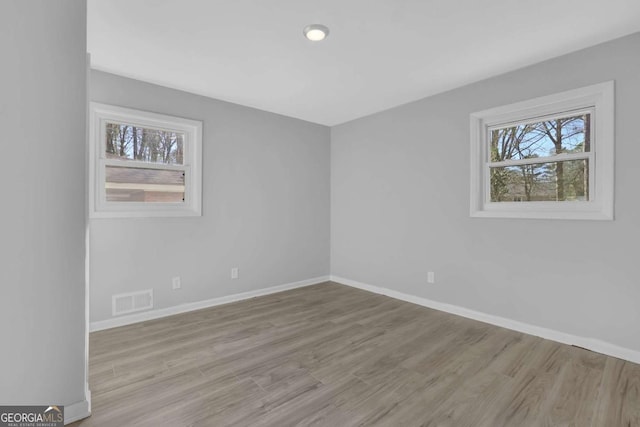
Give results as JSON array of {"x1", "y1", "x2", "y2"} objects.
[{"x1": 112, "y1": 289, "x2": 153, "y2": 316}]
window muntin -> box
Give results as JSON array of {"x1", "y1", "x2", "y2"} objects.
[
  {"x1": 90, "y1": 103, "x2": 202, "y2": 218},
  {"x1": 470, "y1": 81, "x2": 614, "y2": 220}
]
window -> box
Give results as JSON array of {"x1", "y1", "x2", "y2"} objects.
[
  {"x1": 470, "y1": 81, "x2": 614, "y2": 220},
  {"x1": 90, "y1": 103, "x2": 202, "y2": 217}
]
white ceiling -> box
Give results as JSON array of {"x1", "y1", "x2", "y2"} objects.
[{"x1": 88, "y1": 0, "x2": 640, "y2": 126}]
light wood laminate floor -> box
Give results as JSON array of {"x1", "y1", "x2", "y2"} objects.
[{"x1": 72, "y1": 282, "x2": 640, "y2": 426}]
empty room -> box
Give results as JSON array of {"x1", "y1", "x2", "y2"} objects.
[{"x1": 2, "y1": 0, "x2": 640, "y2": 426}]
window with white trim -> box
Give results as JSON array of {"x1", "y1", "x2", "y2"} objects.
[
  {"x1": 470, "y1": 81, "x2": 614, "y2": 220},
  {"x1": 90, "y1": 103, "x2": 202, "y2": 218}
]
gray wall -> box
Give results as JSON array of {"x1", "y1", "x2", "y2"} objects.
[
  {"x1": 331, "y1": 33, "x2": 640, "y2": 352},
  {"x1": 89, "y1": 71, "x2": 330, "y2": 323},
  {"x1": 0, "y1": 0, "x2": 87, "y2": 407}
]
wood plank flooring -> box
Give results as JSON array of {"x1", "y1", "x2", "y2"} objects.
[{"x1": 71, "y1": 282, "x2": 640, "y2": 426}]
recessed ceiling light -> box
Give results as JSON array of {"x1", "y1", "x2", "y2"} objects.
[{"x1": 303, "y1": 24, "x2": 329, "y2": 41}]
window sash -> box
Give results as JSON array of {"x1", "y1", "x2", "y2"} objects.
[
  {"x1": 484, "y1": 157, "x2": 593, "y2": 204},
  {"x1": 483, "y1": 151, "x2": 597, "y2": 209},
  {"x1": 97, "y1": 160, "x2": 192, "y2": 206},
  {"x1": 100, "y1": 119, "x2": 191, "y2": 166},
  {"x1": 485, "y1": 107, "x2": 594, "y2": 164}
]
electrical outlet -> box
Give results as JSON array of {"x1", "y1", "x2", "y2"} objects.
[
  {"x1": 172, "y1": 276, "x2": 181, "y2": 290},
  {"x1": 427, "y1": 272, "x2": 435, "y2": 284},
  {"x1": 231, "y1": 267, "x2": 239, "y2": 279}
]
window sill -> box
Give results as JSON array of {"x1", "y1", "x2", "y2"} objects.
[
  {"x1": 470, "y1": 204, "x2": 613, "y2": 221},
  {"x1": 89, "y1": 206, "x2": 201, "y2": 219}
]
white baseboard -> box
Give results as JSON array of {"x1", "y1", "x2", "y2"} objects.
[
  {"x1": 65, "y1": 394, "x2": 91, "y2": 425},
  {"x1": 90, "y1": 276, "x2": 330, "y2": 332},
  {"x1": 330, "y1": 275, "x2": 640, "y2": 365}
]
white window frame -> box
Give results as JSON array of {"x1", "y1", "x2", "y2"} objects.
[
  {"x1": 89, "y1": 102, "x2": 203, "y2": 218},
  {"x1": 470, "y1": 81, "x2": 614, "y2": 220}
]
